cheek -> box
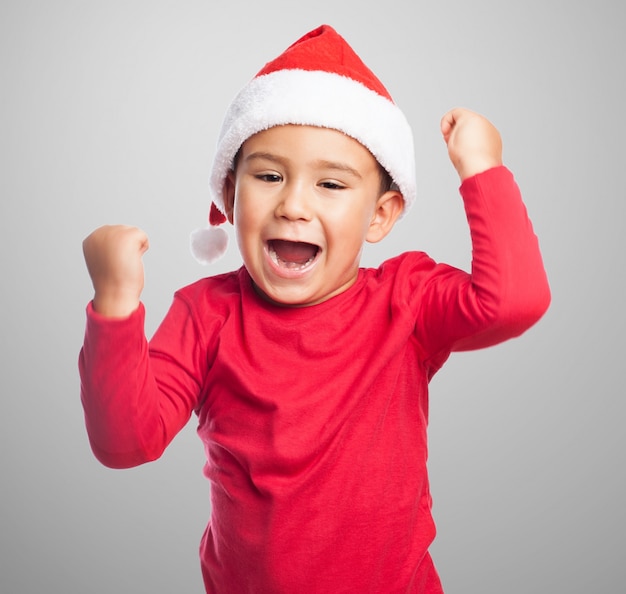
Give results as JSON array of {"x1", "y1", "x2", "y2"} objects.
[
  {"x1": 234, "y1": 184, "x2": 270, "y2": 221},
  {"x1": 327, "y1": 218, "x2": 370, "y2": 253},
  {"x1": 340, "y1": 202, "x2": 375, "y2": 238},
  {"x1": 234, "y1": 199, "x2": 268, "y2": 257},
  {"x1": 233, "y1": 193, "x2": 256, "y2": 231}
]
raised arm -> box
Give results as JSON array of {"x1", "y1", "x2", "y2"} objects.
[
  {"x1": 417, "y1": 109, "x2": 550, "y2": 356},
  {"x1": 79, "y1": 226, "x2": 202, "y2": 468}
]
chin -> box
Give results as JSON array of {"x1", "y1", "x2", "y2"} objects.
[{"x1": 257, "y1": 282, "x2": 329, "y2": 308}]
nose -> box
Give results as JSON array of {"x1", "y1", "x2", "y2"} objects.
[{"x1": 274, "y1": 181, "x2": 312, "y2": 221}]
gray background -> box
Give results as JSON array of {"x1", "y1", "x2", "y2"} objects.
[{"x1": 1, "y1": 0, "x2": 624, "y2": 592}]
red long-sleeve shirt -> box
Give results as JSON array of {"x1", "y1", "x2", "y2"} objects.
[{"x1": 79, "y1": 166, "x2": 550, "y2": 593}]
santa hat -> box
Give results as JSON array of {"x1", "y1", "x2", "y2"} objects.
[{"x1": 191, "y1": 24, "x2": 416, "y2": 264}]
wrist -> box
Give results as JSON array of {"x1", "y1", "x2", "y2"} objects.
[
  {"x1": 456, "y1": 155, "x2": 502, "y2": 181},
  {"x1": 92, "y1": 288, "x2": 141, "y2": 318}
]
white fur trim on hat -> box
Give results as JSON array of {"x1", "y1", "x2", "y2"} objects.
[{"x1": 209, "y1": 69, "x2": 416, "y2": 218}]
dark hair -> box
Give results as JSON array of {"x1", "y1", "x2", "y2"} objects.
[{"x1": 379, "y1": 166, "x2": 394, "y2": 195}]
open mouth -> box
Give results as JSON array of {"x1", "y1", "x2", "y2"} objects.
[{"x1": 267, "y1": 239, "x2": 320, "y2": 270}]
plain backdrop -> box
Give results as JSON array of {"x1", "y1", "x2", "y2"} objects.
[{"x1": 1, "y1": 1, "x2": 624, "y2": 592}]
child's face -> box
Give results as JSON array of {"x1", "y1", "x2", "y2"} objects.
[{"x1": 224, "y1": 125, "x2": 402, "y2": 307}]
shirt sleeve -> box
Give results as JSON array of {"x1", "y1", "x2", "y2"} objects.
[
  {"x1": 414, "y1": 166, "x2": 551, "y2": 359},
  {"x1": 78, "y1": 295, "x2": 209, "y2": 468}
]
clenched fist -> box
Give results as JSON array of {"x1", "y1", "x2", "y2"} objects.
[
  {"x1": 441, "y1": 108, "x2": 503, "y2": 181},
  {"x1": 82, "y1": 225, "x2": 149, "y2": 317}
]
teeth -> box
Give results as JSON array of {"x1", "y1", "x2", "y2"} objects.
[
  {"x1": 269, "y1": 244, "x2": 279, "y2": 266},
  {"x1": 268, "y1": 245, "x2": 315, "y2": 270}
]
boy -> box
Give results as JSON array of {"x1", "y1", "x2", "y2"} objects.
[{"x1": 80, "y1": 25, "x2": 550, "y2": 593}]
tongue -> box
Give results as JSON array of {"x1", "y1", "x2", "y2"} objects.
[{"x1": 271, "y1": 240, "x2": 317, "y2": 264}]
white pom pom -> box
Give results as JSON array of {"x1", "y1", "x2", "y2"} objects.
[{"x1": 190, "y1": 226, "x2": 229, "y2": 264}]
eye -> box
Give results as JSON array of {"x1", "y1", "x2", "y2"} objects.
[
  {"x1": 255, "y1": 173, "x2": 282, "y2": 183},
  {"x1": 319, "y1": 180, "x2": 346, "y2": 190}
]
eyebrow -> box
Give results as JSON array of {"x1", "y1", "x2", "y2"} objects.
[
  {"x1": 313, "y1": 159, "x2": 362, "y2": 179},
  {"x1": 244, "y1": 152, "x2": 362, "y2": 179},
  {"x1": 244, "y1": 151, "x2": 285, "y2": 165}
]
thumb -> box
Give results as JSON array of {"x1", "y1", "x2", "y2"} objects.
[
  {"x1": 136, "y1": 230, "x2": 150, "y2": 256},
  {"x1": 440, "y1": 108, "x2": 464, "y2": 145}
]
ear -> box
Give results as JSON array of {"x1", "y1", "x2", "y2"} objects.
[
  {"x1": 223, "y1": 170, "x2": 236, "y2": 224},
  {"x1": 366, "y1": 190, "x2": 404, "y2": 243}
]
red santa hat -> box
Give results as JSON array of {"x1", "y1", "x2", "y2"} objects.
[{"x1": 191, "y1": 24, "x2": 416, "y2": 264}]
